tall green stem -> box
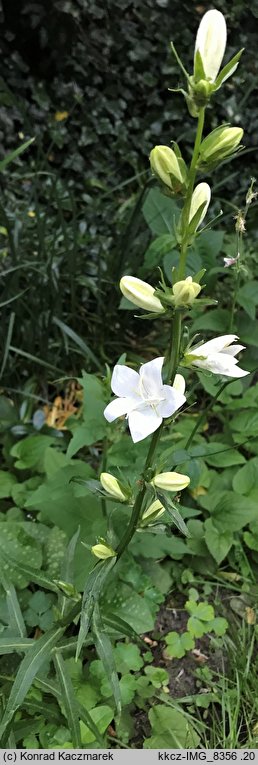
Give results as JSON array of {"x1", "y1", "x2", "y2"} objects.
[
  {"x1": 115, "y1": 110, "x2": 205, "y2": 560},
  {"x1": 116, "y1": 314, "x2": 182, "y2": 559},
  {"x1": 178, "y1": 107, "x2": 205, "y2": 279}
]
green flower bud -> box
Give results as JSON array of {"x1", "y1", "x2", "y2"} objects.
[
  {"x1": 100, "y1": 472, "x2": 129, "y2": 502},
  {"x1": 151, "y1": 472, "x2": 190, "y2": 492},
  {"x1": 91, "y1": 542, "x2": 116, "y2": 560},
  {"x1": 172, "y1": 276, "x2": 201, "y2": 307},
  {"x1": 120, "y1": 276, "x2": 164, "y2": 314},
  {"x1": 150, "y1": 145, "x2": 187, "y2": 194},
  {"x1": 141, "y1": 499, "x2": 165, "y2": 527},
  {"x1": 199, "y1": 126, "x2": 243, "y2": 165}
]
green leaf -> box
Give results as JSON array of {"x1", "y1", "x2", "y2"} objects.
[
  {"x1": 80, "y1": 705, "x2": 113, "y2": 745},
  {"x1": 236, "y1": 280, "x2": 258, "y2": 319},
  {"x1": 0, "y1": 470, "x2": 17, "y2": 498},
  {"x1": 76, "y1": 558, "x2": 116, "y2": 659},
  {"x1": 102, "y1": 613, "x2": 145, "y2": 646},
  {"x1": 0, "y1": 549, "x2": 59, "y2": 593},
  {"x1": 114, "y1": 642, "x2": 143, "y2": 674},
  {"x1": 186, "y1": 601, "x2": 214, "y2": 638},
  {"x1": 214, "y1": 48, "x2": 244, "y2": 90},
  {"x1": 144, "y1": 704, "x2": 200, "y2": 748},
  {"x1": 212, "y1": 492, "x2": 258, "y2": 531},
  {"x1": 232, "y1": 459, "x2": 258, "y2": 495},
  {"x1": 142, "y1": 233, "x2": 177, "y2": 274},
  {"x1": 142, "y1": 188, "x2": 180, "y2": 235},
  {"x1": 92, "y1": 604, "x2": 121, "y2": 714},
  {"x1": 1, "y1": 573, "x2": 26, "y2": 637},
  {"x1": 210, "y1": 617, "x2": 228, "y2": 637},
  {"x1": 0, "y1": 638, "x2": 34, "y2": 655},
  {"x1": 53, "y1": 651, "x2": 82, "y2": 748},
  {"x1": 0, "y1": 524, "x2": 42, "y2": 588},
  {"x1": 204, "y1": 518, "x2": 234, "y2": 564},
  {"x1": 165, "y1": 631, "x2": 194, "y2": 658},
  {"x1": 67, "y1": 371, "x2": 107, "y2": 456},
  {"x1": 11, "y1": 435, "x2": 57, "y2": 470},
  {"x1": 157, "y1": 494, "x2": 191, "y2": 537},
  {"x1": 0, "y1": 626, "x2": 64, "y2": 744}
]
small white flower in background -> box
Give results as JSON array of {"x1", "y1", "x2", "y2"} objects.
[
  {"x1": 185, "y1": 334, "x2": 249, "y2": 378},
  {"x1": 189, "y1": 182, "x2": 211, "y2": 229},
  {"x1": 104, "y1": 358, "x2": 186, "y2": 443},
  {"x1": 151, "y1": 472, "x2": 190, "y2": 492},
  {"x1": 120, "y1": 275, "x2": 164, "y2": 313},
  {"x1": 194, "y1": 9, "x2": 227, "y2": 82},
  {"x1": 223, "y1": 254, "x2": 240, "y2": 268}
]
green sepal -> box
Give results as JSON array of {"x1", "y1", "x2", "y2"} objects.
[
  {"x1": 213, "y1": 48, "x2": 244, "y2": 91},
  {"x1": 193, "y1": 49, "x2": 206, "y2": 83},
  {"x1": 186, "y1": 201, "x2": 207, "y2": 237}
]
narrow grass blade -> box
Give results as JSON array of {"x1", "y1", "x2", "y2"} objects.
[
  {"x1": 0, "y1": 638, "x2": 34, "y2": 654},
  {"x1": 76, "y1": 558, "x2": 116, "y2": 660},
  {"x1": 1, "y1": 574, "x2": 26, "y2": 637},
  {"x1": 0, "y1": 312, "x2": 15, "y2": 379},
  {"x1": 53, "y1": 651, "x2": 82, "y2": 747},
  {"x1": 92, "y1": 603, "x2": 121, "y2": 715},
  {"x1": 9, "y1": 346, "x2": 65, "y2": 374},
  {"x1": 53, "y1": 316, "x2": 102, "y2": 370},
  {"x1": 34, "y1": 675, "x2": 104, "y2": 745},
  {"x1": 23, "y1": 699, "x2": 62, "y2": 725},
  {"x1": 0, "y1": 289, "x2": 29, "y2": 309},
  {"x1": 0, "y1": 138, "x2": 35, "y2": 173},
  {"x1": 0, "y1": 551, "x2": 60, "y2": 594},
  {"x1": 0, "y1": 626, "x2": 64, "y2": 743}
]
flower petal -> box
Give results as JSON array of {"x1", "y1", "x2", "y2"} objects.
[
  {"x1": 139, "y1": 357, "x2": 164, "y2": 398},
  {"x1": 192, "y1": 353, "x2": 248, "y2": 377},
  {"x1": 192, "y1": 334, "x2": 238, "y2": 357},
  {"x1": 173, "y1": 373, "x2": 186, "y2": 395},
  {"x1": 156, "y1": 386, "x2": 186, "y2": 418},
  {"x1": 128, "y1": 406, "x2": 162, "y2": 442},
  {"x1": 104, "y1": 398, "x2": 130, "y2": 422},
  {"x1": 221, "y1": 344, "x2": 245, "y2": 357},
  {"x1": 111, "y1": 365, "x2": 140, "y2": 398}
]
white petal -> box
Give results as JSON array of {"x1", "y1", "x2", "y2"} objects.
[
  {"x1": 195, "y1": 9, "x2": 227, "y2": 82},
  {"x1": 173, "y1": 373, "x2": 186, "y2": 395},
  {"x1": 156, "y1": 386, "x2": 186, "y2": 418},
  {"x1": 111, "y1": 364, "x2": 139, "y2": 398},
  {"x1": 193, "y1": 334, "x2": 238, "y2": 357},
  {"x1": 104, "y1": 398, "x2": 130, "y2": 422},
  {"x1": 139, "y1": 357, "x2": 164, "y2": 398},
  {"x1": 128, "y1": 406, "x2": 162, "y2": 443},
  {"x1": 193, "y1": 353, "x2": 248, "y2": 377},
  {"x1": 221, "y1": 344, "x2": 245, "y2": 357}
]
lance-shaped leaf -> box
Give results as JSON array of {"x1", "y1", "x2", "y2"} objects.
[
  {"x1": 92, "y1": 604, "x2": 121, "y2": 715},
  {"x1": 76, "y1": 557, "x2": 116, "y2": 660},
  {"x1": 156, "y1": 493, "x2": 191, "y2": 537},
  {"x1": 53, "y1": 651, "x2": 82, "y2": 748},
  {"x1": 0, "y1": 626, "x2": 64, "y2": 744}
]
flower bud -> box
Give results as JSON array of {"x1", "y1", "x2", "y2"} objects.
[
  {"x1": 100, "y1": 472, "x2": 129, "y2": 502},
  {"x1": 173, "y1": 373, "x2": 186, "y2": 395},
  {"x1": 172, "y1": 276, "x2": 201, "y2": 307},
  {"x1": 151, "y1": 472, "x2": 190, "y2": 492},
  {"x1": 141, "y1": 499, "x2": 165, "y2": 526},
  {"x1": 194, "y1": 10, "x2": 227, "y2": 83},
  {"x1": 150, "y1": 145, "x2": 187, "y2": 193},
  {"x1": 91, "y1": 542, "x2": 116, "y2": 560},
  {"x1": 189, "y1": 183, "x2": 211, "y2": 230},
  {"x1": 199, "y1": 127, "x2": 243, "y2": 164},
  {"x1": 120, "y1": 276, "x2": 164, "y2": 314}
]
